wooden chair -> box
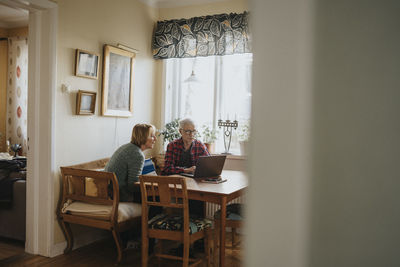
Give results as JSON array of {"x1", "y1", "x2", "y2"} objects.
[
  {"x1": 140, "y1": 175, "x2": 213, "y2": 267},
  {"x1": 58, "y1": 167, "x2": 142, "y2": 264}
]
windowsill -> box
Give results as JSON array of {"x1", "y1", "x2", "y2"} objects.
[
  {"x1": 156, "y1": 152, "x2": 246, "y2": 160},
  {"x1": 212, "y1": 153, "x2": 246, "y2": 160}
]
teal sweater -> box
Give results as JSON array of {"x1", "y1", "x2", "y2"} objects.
[{"x1": 105, "y1": 143, "x2": 144, "y2": 202}]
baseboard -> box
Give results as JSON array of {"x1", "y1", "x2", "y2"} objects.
[
  {"x1": 51, "y1": 241, "x2": 67, "y2": 257},
  {"x1": 50, "y1": 231, "x2": 108, "y2": 257}
]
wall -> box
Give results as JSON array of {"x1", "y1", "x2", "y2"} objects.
[
  {"x1": 7, "y1": 27, "x2": 28, "y2": 38},
  {"x1": 158, "y1": 0, "x2": 247, "y2": 20},
  {"x1": 310, "y1": 1, "x2": 400, "y2": 266},
  {"x1": 246, "y1": 0, "x2": 400, "y2": 266},
  {"x1": 245, "y1": 0, "x2": 312, "y2": 265},
  {"x1": 0, "y1": 27, "x2": 28, "y2": 38},
  {"x1": 0, "y1": 28, "x2": 7, "y2": 37},
  {"x1": 54, "y1": 0, "x2": 158, "y2": 245}
]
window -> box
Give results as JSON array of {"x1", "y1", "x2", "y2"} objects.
[{"x1": 163, "y1": 53, "x2": 252, "y2": 154}]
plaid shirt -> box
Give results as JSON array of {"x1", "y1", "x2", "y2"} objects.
[{"x1": 161, "y1": 138, "x2": 210, "y2": 175}]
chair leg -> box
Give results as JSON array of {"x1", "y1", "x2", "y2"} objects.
[
  {"x1": 111, "y1": 228, "x2": 123, "y2": 264},
  {"x1": 214, "y1": 221, "x2": 219, "y2": 266},
  {"x1": 142, "y1": 235, "x2": 149, "y2": 267},
  {"x1": 205, "y1": 229, "x2": 211, "y2": 267},
  {"x1": 183, "y1": 241, "x2": 190, "y2": 267},
  {"x1": 231, "y1": 227, "x2": 236, "y2": 248},
  {"x1": 59, "y1": 220, "x2": 73, "y2": 253},
  {"x1": 156, "y1": 240, "x2": 162, "y2": 267}
]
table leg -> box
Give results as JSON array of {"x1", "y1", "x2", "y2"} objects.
[{"x1": 219, "y1": 196, "x2": 227, "y2": 267}]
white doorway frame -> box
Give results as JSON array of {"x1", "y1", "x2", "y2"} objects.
[
  {"x1": 0, "y1": 0, "x2": 58, "y2": 256},
  {"x1": 26, "y1": 2, "x2": 57, "y2": 256}
]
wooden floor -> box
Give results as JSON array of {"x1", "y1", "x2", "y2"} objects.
[
  {"x1": 0, "y1": 237, "x2": 25, "y2": 261},
  {"x1": 0, "y1": 234, "x2": 242, "y2": 267}
]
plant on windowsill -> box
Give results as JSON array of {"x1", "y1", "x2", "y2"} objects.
[
  {"x1": 158, "y1": 118, "x2": 181, "y2": 152},
  {"x1": 237, "y1": 121, "x2": 250, "y2": 155},
  {"x1": 201, "y1": 125, "x2": 218, "y2": 154}
]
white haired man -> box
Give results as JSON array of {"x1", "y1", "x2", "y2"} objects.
[
  {"x1": 162, "y1": 118, "x2": 209, "y2": 217},
  {"x1": 162, "y1": 118, "x2": 210, "y2": 175}
]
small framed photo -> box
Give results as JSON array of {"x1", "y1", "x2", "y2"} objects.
[
  {"x1": 75, "y1": 49, "x2": 99, "y2": 79},
  {"x1": 76, "y1": 90, "x2": 96, "y2": 115}
]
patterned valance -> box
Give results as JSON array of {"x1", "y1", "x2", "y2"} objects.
[{"x1": 152, "y1": 12, "x2": 251, "y2": 59}]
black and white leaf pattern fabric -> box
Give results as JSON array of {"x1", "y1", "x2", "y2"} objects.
[{"x1": 152, "y1": 12, "x2": 251, "y2": 59}]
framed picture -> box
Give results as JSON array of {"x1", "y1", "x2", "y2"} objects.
[
  {"x1": 75, "y1": 49, "x2": 99, "y2": 79},
  {"x1": 76, "y1": 90, "x2": 96, "y2": 115},
  {"x1": 101, "y1": 45, "x2": 135, "y2": 117}
]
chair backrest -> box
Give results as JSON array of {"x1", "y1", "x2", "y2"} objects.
[
  {"x1": 139, "y1": 175, "x2": 189, "y2": 231},
  {"x1": 66, "y1": 158, "x2": 109, "y2": 170}
]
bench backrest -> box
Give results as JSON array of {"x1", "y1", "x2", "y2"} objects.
[{"x1": 60, "y1": 167, "x2": 119, "y2": 206}]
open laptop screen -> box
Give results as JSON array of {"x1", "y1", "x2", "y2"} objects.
[{"x1": 181, "y1": 155, "x2": 226, "y2": 178}]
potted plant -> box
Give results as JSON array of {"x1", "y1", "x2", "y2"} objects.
[
  {"x1": 158, "y1": 118, "x2": 181, "y2": 149},
  {"x1": 201, "y1": 125, "x2": 218, "y2": 154},
  {"x1": 237, "y1": 121, "x2": 250, "y2": 155}
]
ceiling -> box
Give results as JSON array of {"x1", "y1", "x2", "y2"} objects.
[
  {"x1": 0, "y1": 3, "x2": 28, "y2": 28},
  {"x1": 0, "y1": 0, "x2": 227, "y2": 29}
]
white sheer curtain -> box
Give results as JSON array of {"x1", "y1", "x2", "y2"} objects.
[{"x1": 163, "y1": 53, "x2": 252, "y2": 154}]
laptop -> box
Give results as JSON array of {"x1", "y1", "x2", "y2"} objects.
[{"x1": 181, "y1": 155, "x2": 226, "y2": 179}]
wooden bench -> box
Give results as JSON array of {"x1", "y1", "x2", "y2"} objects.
[{"x1": 57, "y1": 159, "x2": 142, "y2": 263}]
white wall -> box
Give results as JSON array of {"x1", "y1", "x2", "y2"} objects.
[
  {"x1": 54, "y1": 0, "x2": 158, "y2": 245},
  {"x1": 246, "y1": 0, "x2": 400, "y2": 266},
  {"x1": 158, "y1": 0, "x2": 247, "y2": 20},
  {"x1": 309, "y1": 1, "x2": 400, "y2": 266},
  {"x1": 245, "y1": 0, "x2": 313, "y2": 265}
]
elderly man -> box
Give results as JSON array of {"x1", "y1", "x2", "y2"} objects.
[
  {"x1": 162, "y1": 118, "x2": 209, "y2": 217},
  {"x1": 162, "y1": 118, "x2": 210, "y2": 175}
]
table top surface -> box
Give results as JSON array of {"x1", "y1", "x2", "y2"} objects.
[
  {"x1": 178, "y1": 170, "x2": 248, "y2": 196},
  {"x1": 137, "y1": 170, "x2": 248, "y2": 196}
]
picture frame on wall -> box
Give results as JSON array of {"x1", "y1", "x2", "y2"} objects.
[
  {"x1": 75, "y1": 49, "x2": 99, "y2": 79},
  {"x1": 101, "y1": 45, "x2": 135, "y2": 117},
  {"x1": 76, "y1": 90, "x2": 96, "y2": 115}
]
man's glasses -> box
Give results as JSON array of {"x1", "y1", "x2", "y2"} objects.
[{"x1": 182, "y1": 129, "x2": 197, "y2": 135}]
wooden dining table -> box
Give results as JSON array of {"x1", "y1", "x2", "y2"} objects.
[{"x1": 178, "y1": 170, "x2": 248, "y2": 267}]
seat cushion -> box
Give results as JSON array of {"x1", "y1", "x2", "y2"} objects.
[
  {"x1": 214, "y1": 203, "x2": 243, "y2": 220},
  {"x1": 148, "y1": 213, "x2": 212, "y2": 234},
  {"x1": 61, "y1": 201, "x2": 141, "y2": 223}
]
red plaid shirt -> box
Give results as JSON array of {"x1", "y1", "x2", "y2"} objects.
[{"x1": 161, "y1": 138, "x2": 210, "y2": 175}]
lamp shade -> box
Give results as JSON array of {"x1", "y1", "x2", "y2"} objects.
[{"x1": 183, "y1": 70, "x2": 200, "y2": 83}]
